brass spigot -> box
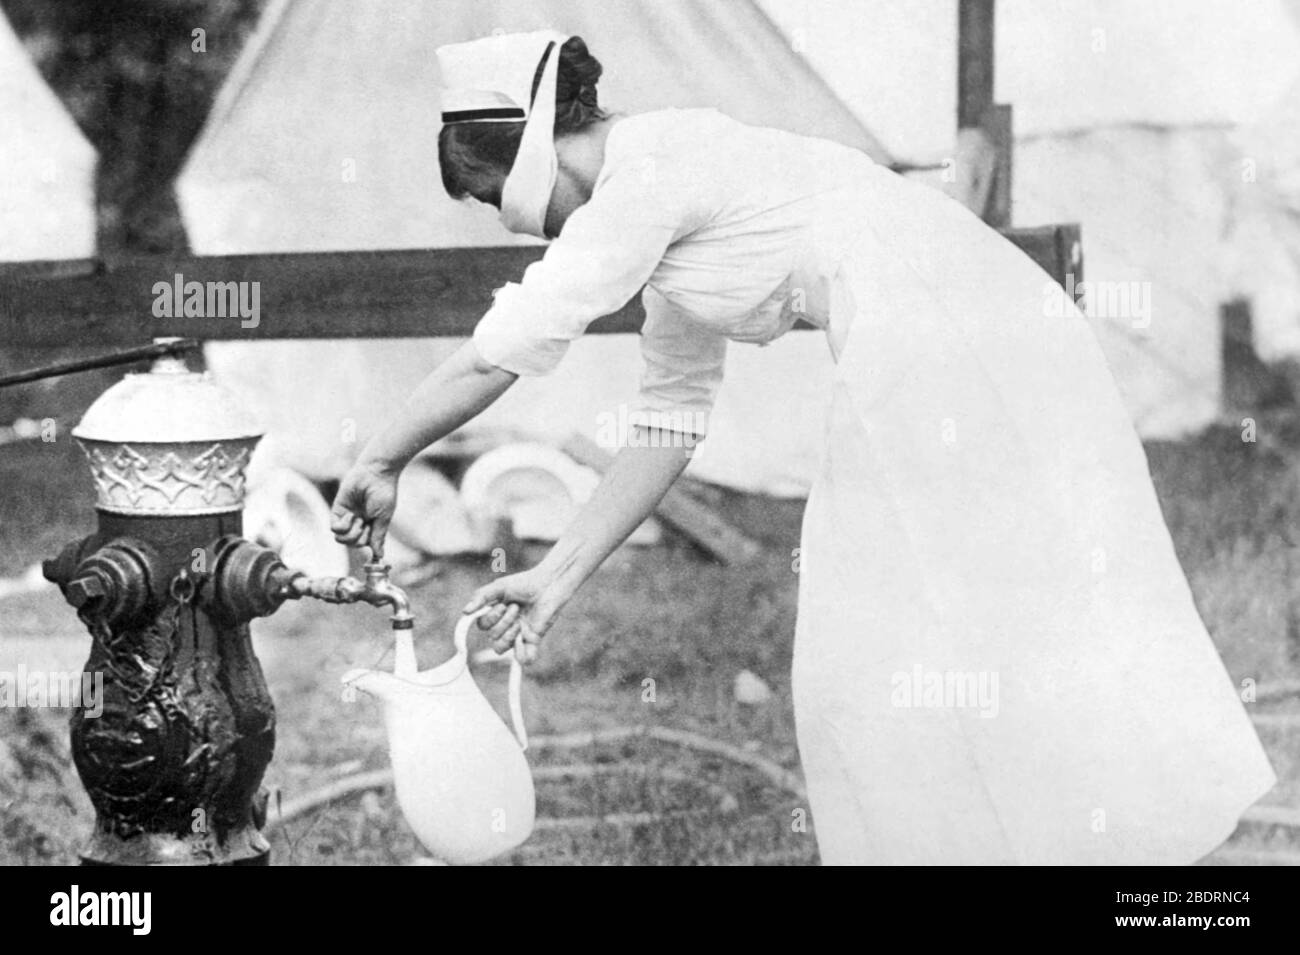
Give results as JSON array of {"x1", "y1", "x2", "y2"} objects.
[
  {"x1": 358, "y1": 560, "x2": 414, "y2": 631},
  {"x1": 196, "y1": 538, "x2": 415, "y2": 633},
  {"x1": 286, "y1": 559, "x2": 414, "y2": 631}
]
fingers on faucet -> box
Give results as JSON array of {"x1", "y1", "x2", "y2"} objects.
[
  {"x1": 369, "y1": 521, "x2": 388, "y2": 559},
  {"x1": 328, "y1": 507, "x2": 348, "y2": 533},
  {"x1": 332, "y1": 512, "x2": 364, "y2": 545},
  {"x1": 329, "y1": 504, "x2": 356, "y2": 532}
]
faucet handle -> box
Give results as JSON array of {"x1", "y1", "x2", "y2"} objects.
[{"x1": 361, "y1": 558, "x2": 393, "y2": 581}]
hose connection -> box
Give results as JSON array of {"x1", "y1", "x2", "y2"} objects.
[
  {"x1": 198, "y1": 538, "x2": 414, "y2": 632},
  {"x1": 286, "y1": 560, "x2": 414, "y2": 631}
]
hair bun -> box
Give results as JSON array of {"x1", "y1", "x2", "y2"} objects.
[
  {"x1": 549, "y1": 35, "x2": 604, "y2": 131},
  {"x1": 555, "y1": 36, "x2": 601, "y2": 101}
]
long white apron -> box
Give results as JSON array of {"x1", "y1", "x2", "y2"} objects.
[{"x1": 791, "y1": 188, "x2": 1277, "y2": 865}]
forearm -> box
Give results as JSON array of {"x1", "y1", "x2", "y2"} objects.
[
  {"x1": 535, "y1": 429, "x2": 693, "y2": 611},
  {"x1": 360, "y1": 340, "x2": 517, "y2": 470}
]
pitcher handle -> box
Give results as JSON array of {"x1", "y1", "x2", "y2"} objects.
[
  {"x1": 455, "y1": 608, "x2": 529, "y2": 752},
  {"x1": 507, "y1": 653, "x2": 528, "y2": 752}
]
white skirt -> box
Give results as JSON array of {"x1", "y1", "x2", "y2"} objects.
[{"x1": 791, "y1": 196, "x2": 1277, "y2": 865}]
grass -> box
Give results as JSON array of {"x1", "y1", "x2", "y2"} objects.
[{"x1": 1, "y1": 411, "x2": 1298, "y2": 865}]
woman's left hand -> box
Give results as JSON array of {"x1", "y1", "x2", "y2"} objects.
[{"x1": 463, "y1": 569, "x2": 564, "y2": 664}]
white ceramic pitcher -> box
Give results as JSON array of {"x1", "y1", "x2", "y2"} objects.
[{"x1": 342, "y1": 608, "x2": 535, "y2": 864}]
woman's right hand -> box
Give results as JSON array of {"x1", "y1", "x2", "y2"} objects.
[{"x1": 330, "y1": 458, "x2": 400, "y2": 557}]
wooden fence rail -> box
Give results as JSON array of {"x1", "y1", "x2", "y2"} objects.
[{"x1": 0, "y1": 225, "x2": 1080, "y2": 346}]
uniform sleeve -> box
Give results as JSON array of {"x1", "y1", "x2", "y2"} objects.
[
  {"x1": 472, "y1": 152, "x2": 710, "y2": 377},
  {"x1": 634, "y1": 286, "x2": 727, "y2": 437}
]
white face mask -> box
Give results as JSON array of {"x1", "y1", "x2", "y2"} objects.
[{"x1": 499, "y1": 39, "x2": 564, "y2": 238}]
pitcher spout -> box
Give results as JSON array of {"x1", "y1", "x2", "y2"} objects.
[{"x1": 341, "y1": 667, "x2": 403, "y2": 701}]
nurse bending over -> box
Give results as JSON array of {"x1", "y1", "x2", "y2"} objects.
[{"x1": 331, "y1": 31, "x2": 1275, "y2": 865}]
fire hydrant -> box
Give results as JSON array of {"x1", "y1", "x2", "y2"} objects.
[{"x1": 42, "y1": 350, "x2": 412, "y2": 865}]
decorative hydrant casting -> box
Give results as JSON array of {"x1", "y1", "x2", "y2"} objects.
[{"x1": 43, "y1": 351, "x2": 410, "y2": 865}]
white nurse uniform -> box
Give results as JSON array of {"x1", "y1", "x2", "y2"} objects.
[{"x1": 471, "y1": 107, "x2": 1276, "y2": 865}]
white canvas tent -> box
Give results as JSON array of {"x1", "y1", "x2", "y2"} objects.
[
  {"x1": 1004, "y1": 0, "x2": 1300, "y2": 437},
  {"x1": 0, "y1": 9, "x2": 96, "y2": 262},
  {"x1": 1228, "y1": 69, "x2": 1300, "y2": 364},
  {"x1": 179, "y1": 0, "x2": 1300, "y2": 497},
  {"x1": 760, "y1": 0, "x2": 1300, "y2": 439}
]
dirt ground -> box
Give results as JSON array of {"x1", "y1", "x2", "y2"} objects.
[{"x1": 1, "y1": 414, "x2": 1299, "y2": 865}]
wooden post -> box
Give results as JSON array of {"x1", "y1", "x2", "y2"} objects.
[
  {"x1": 956, "y1": 0, "x2": 1012, "y2": 227},
  {"x1": 957, "y1": 0, "x2": 996, "y2": 130},
  {"x1": 978, "y1": 103, "x2": 1013, "y2": 229},
  {"x1": 1221, "y1": 298, "x2": 1293, "y2": 411}
]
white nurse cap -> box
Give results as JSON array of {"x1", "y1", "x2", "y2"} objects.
[{"x1": 437, "y1": 30, "x2": 571, "y2": 238}]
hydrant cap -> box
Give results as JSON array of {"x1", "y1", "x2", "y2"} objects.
[
  {"x1": 73, "y1": 370, "x2": 263, "y2": 444},
  {"x1": 73, "y1": 366, "x2": 264, "y2": 516}
]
